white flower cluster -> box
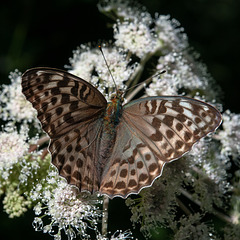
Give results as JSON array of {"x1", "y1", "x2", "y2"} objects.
[
  {"x1": 113, "y1": 14, "x2": 188, "y2": 59},
  {"x1": 146, "y1": 51, "x2": 216, "y2": 99},
  {"x1": 0, "y1": 70, "x2": 37, "y2": 123},
  {"x1": 94, "y1": 1, "x2": 219, "y2": 104},
  {"x1": 32, "y1": 171, "x2": 101, "y2": 240},
  {"x1": 100, "y1": 1, "x2": 188, "y2": 58},
  {"x1": 0, "y1": 124, "x2": 29, "y2": 179},
  {"x1": 114, "y1": 19, "x2": 157, "y2": 58},
  {"x1": 69, "y1": 45, "x2": 97, "y2": 81},
  {"x1": 190, "y1": 140, "x2": 231, "y2": 198},
  {"x1": 18, "y1": 154, "x2": 41, "y2": 184},
  {"x1": 217, "y1": 110, "x2": 240, "y2": 162},
  {"x1": 69, "y1": 45, "x2": 137, "y2": 100},
  {"x1": 155, "y1": 15, "x2": 188, "y2": 53},
  {"x1": 3, "y1": 185, "x2": 32, "y2": 218},
  {"x1": 71, "y1": 0, "x2": 207, "y2": 103}
]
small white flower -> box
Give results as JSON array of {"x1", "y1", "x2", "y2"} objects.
[
  {"x1": 33, "y1": 217, "x2": 43, "y2": 231},
  {"x1": 189, "y1": 139, "x2": 208, "y2": 163},
  {"x1": 110, "y1": 229, "x2": 133, "y2": 240},
  {"x1": 96, "y1": 229, "x2": 134, "y2": 240},
  {"x1": 34, "y1": 202, "x2": 42, "y2": 215},
  {"x1": 43, "y1": 224, "x2": 52, "y2": 233},
  {"x1": 36, "y1": 183, "x2": 43, "y2": 191},
  {"x1": 43, "y1": 189, "x2": 52, "y2": 201}
]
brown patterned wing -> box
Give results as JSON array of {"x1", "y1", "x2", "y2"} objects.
[
  {"x1": 100, "y1": 96, "x2": 222, "y2": 198},
  {"x1": 22, "y1": 67, "x2": 107, "y2": 193}
]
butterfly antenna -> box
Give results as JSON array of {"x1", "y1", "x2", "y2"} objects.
[
  {"x1": 124, "y1": 70, "x2": 166, "y2": 102},
  {"x1": 98, "y1": 45, "x2": 118, "y2": 91},
  {"x1": 125, "y1": 70, "x2": 166, "y2": 94}
]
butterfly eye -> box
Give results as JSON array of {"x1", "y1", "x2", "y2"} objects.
[{"x1": 110, "y1": 94, "x2": 115, "y2": 100}]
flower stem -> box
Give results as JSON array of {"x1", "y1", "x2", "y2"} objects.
[
  {"x1": 176, "y1": 197, "x2": 192, "y2": 216},
  {"x1": 180, "y1": 188, "x2": 233, "y2": 224},
  {"x1": 28, "y1": 135, "x2": 49, "y2": 152},
  {"x1": 102, "y1": 195, "x2": 109, "y2": 236}
]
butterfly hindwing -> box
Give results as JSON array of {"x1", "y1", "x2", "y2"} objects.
[
  {"x1": 22, "y1": 68, "x2": 107, "y2": 192},
  {"x1": 100, "y1": 96, "x2": 222, "y2": 198},
  {"x1": 100, "y1": 119, "x2": 164, "y2": 198},
  {"x1": 49, "y1": 118, "x2": 103, "y2": 193}
]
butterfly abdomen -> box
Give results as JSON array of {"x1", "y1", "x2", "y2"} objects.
[{"x1": 97, "y1": 96, "x2": 123, "y2": 177}]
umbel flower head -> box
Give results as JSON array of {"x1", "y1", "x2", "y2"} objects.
[
  {"x1": 69, "y1": 45, "x2": 137, "y2": 100},
  {"x1": 32, "y1": 175, "x2": 101, "y2": 240},
  {"x1": 0, "y1": 0, "x2": 239, "y2": 240}
]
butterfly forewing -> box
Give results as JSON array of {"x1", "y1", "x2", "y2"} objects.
[
  {"x1": 22, "y1": 68, "x2": 107, "y2": 192},
  {"x1": 123, "y1": 96, "x2": 222, "y2": 160},
  {"x1": 100, "y1": 96, "x2": 221, "y2": 198}
]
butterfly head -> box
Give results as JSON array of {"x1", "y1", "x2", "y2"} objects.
[{"x1": 110, "y1": 89, "x2": 124, "y2": 103}]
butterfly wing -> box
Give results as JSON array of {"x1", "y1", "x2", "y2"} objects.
[
  {"x1": 100, "y1": 96, "x2": 222, "y2": 198},
  {"x1": 22, "y1": 67, "x2": 107, "y2": 193}
]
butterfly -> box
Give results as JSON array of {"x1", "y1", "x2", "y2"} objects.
[{"x1": 21, "y1": 67, "x2": 222, "y2": 198}]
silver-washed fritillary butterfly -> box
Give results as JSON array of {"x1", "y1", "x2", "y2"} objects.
[{"x1": 22, "y1": 67, "x2": 222, "y2": 198}]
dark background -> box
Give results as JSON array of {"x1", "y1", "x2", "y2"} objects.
[{"x1": 0, "y1": 0, "x2": 239, "y2": 239}]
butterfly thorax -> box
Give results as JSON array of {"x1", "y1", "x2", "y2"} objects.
[{"x1": 103, "y1": 92, "x2": 123, "y2": 134}]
